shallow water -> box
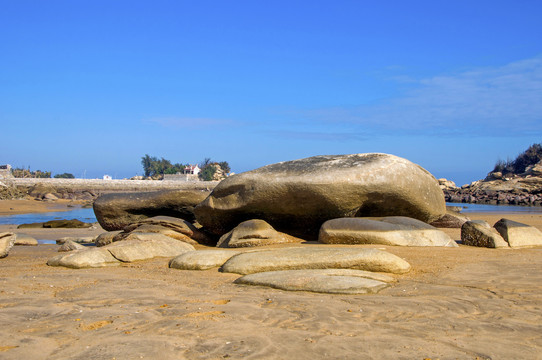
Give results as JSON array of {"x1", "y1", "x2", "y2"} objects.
[
  {"x1": 0, "y1": 207, "x2": 97, "y2": 225},
  {"x1": 447, "y1": 202, "x2": 542, "y2": 213}
]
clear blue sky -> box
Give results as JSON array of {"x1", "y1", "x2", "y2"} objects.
[{"x1": 1, "y1": 0, "x2": 541, "y2": 185}]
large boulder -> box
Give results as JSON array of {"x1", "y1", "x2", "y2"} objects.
[
  {"x1": 220, "y1": 247, "x2": 411, "y2": 275},
  {"x1": 217, "y1": 219, "x2": 302, "y2": 248},
  {"x1": 195, "y1": 153, "x2": 445, "y2": 239},
  {"x1": 93, "y1": 189, "x2": 211, "y2": 231},
  {"x1": 461, "y1": 220, "x2": 509, "y2": 248},
  {"x1": 0, "y1": 232, "x2": 16, "y2": 258},
  {"x1": 234, "y1": 269, "x2": 396, "y2": 294},
  {"x1": 494, "y1": 218, "x2": 542, "y2": 248},
  {"x1": 319, "y1": 216, "x2": 457, "y2": 247}
]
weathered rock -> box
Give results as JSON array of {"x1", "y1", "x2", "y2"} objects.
[
  {"x1": 195, "y1": 153, "x2": 446, "y2": 239},
  {"x1": 0, "y1": 232, "x2": 16, "y2": 258},
  {"x1": 169, "y1": 249, "x2": 242, "y2": 270},
  {"x1": 95, "y1": 231, "x2": 122, "y2": 247},
  {"x1": 13, "y1": 233, "x2": 38, "y2": 246},
  {"x1": 115, "y1": 224, "x2": 198, "y2": 245},
  {"x1": 17, "y1": 219, "x2": 93, "y2": 229},
  {"x1": 217, "y1": 219, "x2": 302, "y2": 248},
  {"x1": 56, "y1": 236, "x2": 96, "y2": 245},
  {"x1": 59, "y1": 240, "x2": 87, "y2": 252},
  {"x1": 48, "y1": 237, "x2": 195, "y2": 268},
  {"x1": 134, "y1": 216, "x2": 211, "y2": 244},
  {"x1": 430, "y1": 210, "x2": 470, "y2": 228},
  {"x1": 220, "y1": 247, "x2": 411, "y2": 275},
  {"x1": 234, "y1": 269, "x2": 395, "y2": 294},
  {"x1": 494, "y1": 218, "x2": 542, "y2": 248},
  {"x1": 112, "y1": 231, "x2": 197, "y2": 246},
  {"x1": 105, "y1": 238, "x2": 195, "y2": 262},
  {"x1": 461, "y1": 220, "x2": 509, "y2": 248},
  {"x1": 47, "y1": 248, "x2": 120, "y2": 268},
  {"x1": 319, "y1": 217, "x2": 457, "y2": 247},
  {"x1": 43, "y1": 193, "x2": 59, "y2": 201},
  {"x1": 93, "y1": 189, "x2": 211, "y2": 231}
]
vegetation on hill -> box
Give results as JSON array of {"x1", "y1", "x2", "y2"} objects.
[
  {"x1": 141, "y1": 154, "x2": 231, "y2": 181},
  {"x1": 492, "y1": 143, "x2": 542, "y2": 175},
  {"x1": 12, "y1": 167, "x2": 51, "y2": 178}
]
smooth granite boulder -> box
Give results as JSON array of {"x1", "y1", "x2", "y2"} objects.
[
  {"x1": 195, "y1": 153, "x2": 445, "y2": 239},
  {"x1": 234, "y1": 269, "x2": 396, "y2": 294},
  {"x1": 319, "y1": 216, "x2": 457, "y2": 247},
  {"x1": 169, "y1": 249, "x2": 242, "y2": 270},
  {"x1": 13, "y1": 233, "x2": 38, "y2": 246},
  {"x1": 217, "y1": 219, "x2": 302, "y2": 248},
  {"x1": 93, "y1": 189, "x2": 211, "y2": 231},
  {"x1": 48, "y1": 237, "x2": 195, "y2": 268},
  {"x1": 0, "y1": 232, "x2": 16, "y2": 258},
  {"x1": 494, "y1": 218, "x2": 542, "y2": 248},
  {"x1": 461, "y1": 220, "x2": 509, "y2": 248},
  {"x1": 220, "y1": 247, "x2": 411, "y2": 275}
]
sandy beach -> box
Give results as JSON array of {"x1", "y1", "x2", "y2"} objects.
[{"x1": 1, "y1": 202, "x2": 542, "y2": 359}]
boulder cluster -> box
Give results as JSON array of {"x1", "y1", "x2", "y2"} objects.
[
  {"x1": 461, "y1": 218, "x2": 542, "y2": 248},
  {"x1": 18, "y1": 152, "x2": 539, "y2": 294}
]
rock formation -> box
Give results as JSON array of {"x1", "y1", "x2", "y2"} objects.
[{"x1": 195, "y1": 153, "x2": 446, "y2": 239}]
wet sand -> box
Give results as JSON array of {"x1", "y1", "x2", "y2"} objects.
[
  {"x1": 1, "y1": 204, "x2": 542, "y2": 359},
  {"x1": 0, "y1": 199, "x2": 86, "y2": 216}
]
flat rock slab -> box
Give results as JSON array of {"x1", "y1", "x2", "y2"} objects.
[
  {"x1": 220, "y1": 247, "x2": 411, "y2": 275},
  {"x1": 461, "y1": 220, "x2": 509, "y2": 248},
  {"x1": 17, "y1": 219, "x2": 93, "y2": 229},
  {"x1": 0, "y1": 232, "x2": 16, "y2": 258},
  {"x1": 48, "y1": 237, "x2": 195, "y2": 268},
  {"x1": 234, "y1": 269, "x2": 394, "y2": 294},
  {"x1": 494, "y1": 218, "x2": 542, "y2": 248},
  {"x1": 319, "y1": 216, "x2": 457, "y2": 247},
  {"x1": 14, "y1": 233, "x2": 38, "y2": 246},
  {"x1": 169, "y1": 250, "x2": 242, "y2": 270}
]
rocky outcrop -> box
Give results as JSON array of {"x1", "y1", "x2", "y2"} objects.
[
  {"x1": 0, "y1": 232, "x2": 16, "y2": 258},
  {"x1": 93, "y1": 189, "x2": 211, "y2": 231},
  {"x1": 319, "y1": 217, "x2": 457, "y2": 247},
  {"x1": 234, "y1": 269, "x2": 396, "y2": 295},
  {"x1": 461, "y1": 220, "x2": 509, "y2": 248},
  {"x1": 220, "y1": 247, "x2": 411, "y2": 275},
  {"x1": 217, "y1": 219, "x2": 302, "y2": 248},
  {"x1": 195, "y1": 154, "x2": 446, "y2": 239},
  {"x1": 17, "y1": 219, "x2": 93, "y2": 229},
  {"x1": 494, "y1": 218, "x2": 542, "y2": 248}
]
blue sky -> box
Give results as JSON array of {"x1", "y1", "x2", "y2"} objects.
[{"x1": 1, "y1": 1, "x2": 541, "y2": 185}]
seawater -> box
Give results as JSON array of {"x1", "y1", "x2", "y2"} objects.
[
  {"x1": 446, "y1": 202, "x2": 542, "y2": 214},
  {"x1": 0, "y1": 207, "x2": 97, "y2": 225}
]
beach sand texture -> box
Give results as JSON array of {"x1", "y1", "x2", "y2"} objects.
[{"x1": 1, "y1": 205, "x2": 541, "y2": 359}]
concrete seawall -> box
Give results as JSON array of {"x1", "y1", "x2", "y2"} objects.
[{"x1": 3, "y1": 178, "x2": 219, "y2": 200}]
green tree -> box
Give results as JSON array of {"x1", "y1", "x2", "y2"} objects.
[
  {"x1": 199, "y1": 165, "x2": 217, "y2": 181},
  {"x1": 54, "y1": 173, "x2": 75, "y2": 179}
]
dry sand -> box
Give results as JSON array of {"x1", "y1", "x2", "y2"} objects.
[
  {"x1": 1, "y1": 202, "x2": 542, "y2": 359},
  {"x1": 0, "y1": 199, "x2": 87, "y2": 216}
]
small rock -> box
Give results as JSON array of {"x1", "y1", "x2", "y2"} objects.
[
  {"x1": 494, "y1": 218, "x2": 542, "y2": 248},
  {"x1": 0, "y1": 232, "x2": 16, "y2": 258},
  {"x1": 95, "y1": 231, "x2": 122, "y2": 247},
  {"x1": 461, "y1": 221, "x2": 509, "y2": 248},
  {"x1": 217, "y1": 219, "x2": 302, "y2": 248},
  {"x1": 169, "y1": 250, "x2": 242, "y2": 270},
  {"x1": 14, "y1": 233, "x2": 38, "y2": 246},
  {"x1": 59, "y1": 240, "x2": 87, "y2": 252},
  {"x1": 56, "y1": 236, "x2": 96, "y2": 245},
  {"x1": 430, "y1": 210, "x2": 470, "y2": 228}
]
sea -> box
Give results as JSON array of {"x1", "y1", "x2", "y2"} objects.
[{"x1": 1, "y1": 203, "x2": 542, "y2": 226}]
